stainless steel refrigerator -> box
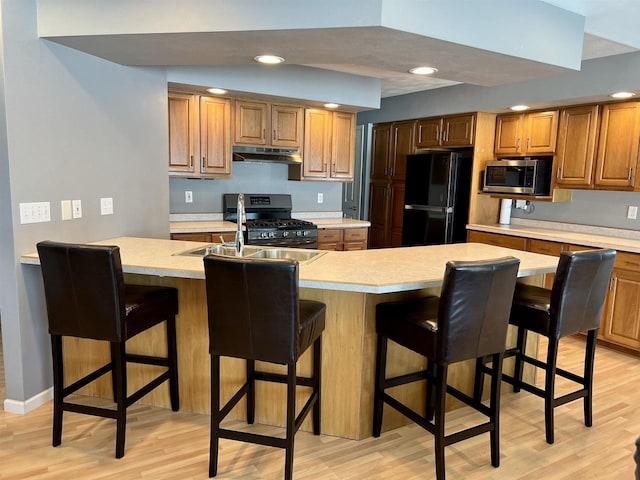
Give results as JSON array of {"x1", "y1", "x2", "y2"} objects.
[{"x1": 401, "y1": 151, "x2": 472, "y2": 246}]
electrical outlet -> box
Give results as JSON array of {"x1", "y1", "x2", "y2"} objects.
[
  {"x1": 19, "y1": 202, "x2": 51, "y2": 224},
  {"x1": 185, "y1": 191, "x2": 193, "y2": 203},
  {"x1": 100, "y1": 197, "x2": 114, "y2": 215},
  {"x1": 628, "y1": 205, "x2": 638, "y2": 220},
  {"x1": 317, "y1": 193, "x2": 324, "y2": 204},
  {"x1": 61, "y1": 200, "x2": 72, "y2": 220},
  {"x1": 72, "y1": 199, "x2": 82, "y2": 219}
]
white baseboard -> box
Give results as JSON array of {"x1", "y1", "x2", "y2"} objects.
[{"x1": 4, "y1": 387, "x2": 53, "y2": 414}]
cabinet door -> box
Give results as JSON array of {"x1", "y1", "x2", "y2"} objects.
[
  {"x1": 371, "y1": 124, "x2": 391, "y2": 180},
  {"x1": 234, "y1": 100, "x2": 268, "y2": 145},
  {"x1": 555, "y1": 105, "x2": 599, "y2": 187},
  {"x1": 200, "y1": 96, "x2": 232, "y2": 177},
  {"x1": 368, "y1": 182, "x2": 390, "y2": 248},
  {"x1": 168, "y1": 92, "x2": 198, "y2": 174},
  {"x1": 271, "y1": 104, "x2": 303, "y2": 148},
  {"x1": 389, "y1": 121, "x2": 415, "y2": 182},
  {"x1": 594, "y1": 102, "x2": 640, "y2": 189},
  {"x1": 330, "y1": 111, "x2": 356, "y2": 180},
  {"x1": 525, "y1": 110, "x2": 559, "y2": 154},
  {"x1": 390, "y1": 183, "x2": 405, "y2": 247},
  {"x1": 494, "y1": 114, "x2": 523, "y2": 155},
  {"x1": 602, "y1": 268, "x2": 640, "y2": 349},
  {"x1": 442, "y1": 114, "x2": 475, "y2": 147},
  {"x1": 415, "y1": 118, "x2": 443, "y2": 148},
  {"x1": 302, "y1": 109, "x2": 332, "y2": 179}
]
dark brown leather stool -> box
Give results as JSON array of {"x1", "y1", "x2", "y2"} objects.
[
  {"x1": 373, "y1": 257, "x2": 520, "y2": 480},
  {"x1": 204, "y1": 254, "x2": 325, "y2": 480},
  {"x1": 36, "y1": 240, "x2": 179, "y2": 458},
  {"x1": 479, "y1": 249, "x2": 615, "y2": 444}
]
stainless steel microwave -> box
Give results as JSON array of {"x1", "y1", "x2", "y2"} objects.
[{"x1": 483, "y1": 159, "x2": 551, "y2": 195}]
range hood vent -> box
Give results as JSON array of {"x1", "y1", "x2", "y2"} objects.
[{"x1": 232, "y1": 146, "x2": 301, "y2": 165}]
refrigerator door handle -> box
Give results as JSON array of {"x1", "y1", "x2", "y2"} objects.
[{"x1": 404, "y1": 204, "x2": 453, "y2": 214}]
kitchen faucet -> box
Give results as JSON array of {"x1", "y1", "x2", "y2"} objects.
[{"x1": 235, "y1": 193, "x2": 245, "y2": 256}]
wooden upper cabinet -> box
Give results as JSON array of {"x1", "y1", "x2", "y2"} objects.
[
  {"x1": 271, "y1": 104, "x2": 303, "y2": 148},
  {"x1": 555, "y1": 105, "x2": 600, "y2": 188},
  {"x1": 301, "y1": 109, "x2": 355, "y2": 181},
  {"x1": 234, "y1": 100, "x2": 302, "y2": 148},
  {"x1": 168, "y1": 92, "x2": 231, "y2": 179},
  {"x1": 168, "y1": 92, "x2": 199, "y2": 174},
  {"x1": 594, "y1": 101, "x2": 640, "y2": 189},
  {"x1": 200, "y1": 96, "x2": 232, "y2": 177},
  {"x1": 330, "y1": 111, "x2": 356, "y2": 180},
  {"x1": 494, "y1": 110, "x2": 558, "y2": 155},
  {"x1": 302, "y1": 109, "x2": 332, "y2": 179},
  {"x1": 415, "y1": 114, "x2": 475, "y2": 148},
  {"x1": 234, "y1": 100, "x2": 268, "y2": 145},
  {"x1": 370, "y1": 124, "x2": 392, "y2": 180},
  {"x1": 389, "y1": 120, "x2": 415, "y2": 182}
]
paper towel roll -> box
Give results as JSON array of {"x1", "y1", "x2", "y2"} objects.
[{"x1": 499, "y1": 199, "x2": 512, "y2": 225}]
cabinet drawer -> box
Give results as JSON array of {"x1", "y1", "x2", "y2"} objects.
[
  {"x1": 528, "y1": 239, "x2": 562, "y2": 256},
  {"x1": 318, "y1": 229, "x2": 343, "y2": 242},
  {"x1": 467, "y1": 231, "x2": 527, "y2": 250},
  {"x1": 344, "y1": 228, "x2": 367, "y2": 242},
  {"x1": 614, "y1": 251, "x2": 640, "y2": 272},
  {"x1": 171, "y1": 233, "x2": 210, "y2": 242}
]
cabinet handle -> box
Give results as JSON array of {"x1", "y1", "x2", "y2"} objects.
[
  {"x1": 629, "y1": 167, "x2": 634, "y2": 181},
  {"x1": 323, "y1": 163, "x2": 327, "y2": 173},
  {"x1": 384, "y1": 166, "x2": 388, "y2": 176},
  {"x1": 272, "y1": 129, "x2": 276, "y2": 140},
  {"x1": 202, "y1": 156, "x2": 205, "y2": 168},
  {"x1": 263, "y1": 128, "x2": 266, "y2": 140},
  {"x1": 444, "y1": 128, "x2": 448, "y2": 142},
  {"x1": 435, "y1": 127, "x2": 440, "y2": 142},
  {"x1": 516, "y1": 138, "x2": 520, "y2": 150},
  {"x1": 526, "y1": 137, "x2": 530, "y2": 149},
  {"x1": 556, "y1": 167, "x2": 561, "y2": 179},
  {"x1": 624, "y1": 260, "x2": 640, "y2": 267},
  {"x1": 332, "y1": 163, "x2": 336, "y2": 175},
  {"x1": 189, "y1": 155, "x2": 193, "y2": 168}
]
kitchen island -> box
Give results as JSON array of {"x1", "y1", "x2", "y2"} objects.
[{"x1": 21, "y1": 237, "x2": 557, "y2": 440}]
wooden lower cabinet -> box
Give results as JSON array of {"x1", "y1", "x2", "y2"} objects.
[
  {"x1": 527, "y1": 238, "x2": 563, "y2": 289},
  {"x1": 318, "y1": 227, "x2": 368, "y2": 251},
  {"x1": 170, "y1": 231, "x2": 235, "y2": 243},
  {"x1": 602, "y1": 252, "x2": 640, "y2": 350},
  {"x1": 466, "y1": 231, "x2": 527, "y2": 250}
]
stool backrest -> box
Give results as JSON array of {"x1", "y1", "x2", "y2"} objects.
[
  {"x1": 437, "y1": 256, "x2": 520, "y2": 364},
  {"x1": 204, "y1": 254, "x2": 299, "y2": 364},
  {"x1": 551, "y1": 249, "x2": 616, "y2": 338},
  {"x1": 37, "y1": 240, "x2": 125, "y2": 342}
]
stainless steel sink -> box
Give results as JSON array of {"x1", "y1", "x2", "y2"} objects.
[
  {"x1": 174, "y1": 244, "x2": 326, "y2": 264},
  {"x1": 249, "y1": 248, "x2": 326, "y2": 263}
]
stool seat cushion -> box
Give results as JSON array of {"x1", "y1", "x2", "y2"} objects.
[
  {"x1": 298, "y1": 300, "x2": 326, "y2": 355},
  {"x1": 376, "y1": 296, "x2": 439, "y2": 358},
  {"x1": 124, "y1": 285, "x2": 179, "y2": 339},
  {"x1": 510, "y1": 283, "x2": 552, "y2": 336}
]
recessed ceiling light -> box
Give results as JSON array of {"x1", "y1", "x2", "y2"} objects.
[
  {"x1": 409, "y1": 66, "x2": 438, "y2": 75},
  {"x1": 207, "y1": 88, "x2": 228, "y2": 95},
  {"x1": 253, "y1": 55, "x2": 285, "y2": 65},
  {"x1": 610, "y1": 91, "x2": 636, "y2": 99},
  {"x1": 510, "y1": 105, "x2": 530, "y2": 111},
  {"x1": 324, "y1": 103, "x2": 340, "y2": 109}
]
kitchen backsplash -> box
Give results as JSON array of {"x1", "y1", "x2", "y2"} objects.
[{"x1": 170, "y1": 162, "x2": 343, "y2": 213}]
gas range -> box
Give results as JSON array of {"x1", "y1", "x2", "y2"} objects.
[{"x1": 222, "y1": 194, "x2": 318, "y2": 248}]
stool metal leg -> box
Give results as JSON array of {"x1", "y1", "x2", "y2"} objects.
[
  {"x1": 111, "y1": 341, "x2": 127, "y2": 459},
  {"x1": 285, "y1": 364, "x2": 296, "y2": 480},
  {"x1": 489, "y1": 352, "x2": 504, "y2": 467},
  {"x1": 51, "y1": 335, "x2": 64, "y2": 448},
  {"x1": 433, "y1": 364, "x2": 447, "y2": 480},
  {"x1": 313, "y1": 336, "x2": 322, "y2": 435},
  {"x1": 209, "y1": 355, "x2": 221, "y2": 478},
  {"x1": 513, "y1": 327, "x2": 527, "y2": 393},
  {"x1": 584, "y1": 329, "x2": 597, "y2": 427},
  {"x1": 372, "y1": 334, "x2": 388, "y2": 437},
  {"x1": 246, "y1": 359, "x2": 256, "y2": 424},
  {"x1": 166, "y1": 315, "x2": 180, "y2": 412},
  {"x1": 545, "y1": 337, "x2": 560, "y2": 444}
]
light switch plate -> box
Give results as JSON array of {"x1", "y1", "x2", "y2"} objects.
[
  {"x1": 19, "y1": 202, "x2": 51, "y2": 224},
  {"x1": 628, "y1": 205, "x2": 638, "y2": 220},
  {"x1": 72, "y1": 199, "x2": 82, "y2": 219},
  {"x1": 61, "y1": 200, "x2": 72, "y2": 220},
  {"x1": 185, "y1": 191, "x2": 193, "y2": 203},
  {"x1": 100, "y1": 197, "x2": 114, "y2": 215},
  {"x1": 317, "y1": 193, "x2": 324, "y2": 204}
]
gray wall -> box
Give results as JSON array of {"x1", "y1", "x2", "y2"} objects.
[
  {"x1": 1, "y1": 0, "x2": 170, "y2": 403},
  {"x1": 357, "y1": 50, "x2": 640, "y2": 231},
  {"x1": 170, "y1": 162, "x2": 343, "y2": 214}
]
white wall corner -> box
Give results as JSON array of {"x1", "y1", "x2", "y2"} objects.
[{"x1": 4, "y1": 388, "x2": 53, "y2": 415}]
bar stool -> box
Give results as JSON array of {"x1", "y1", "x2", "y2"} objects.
[
  {"x1": 479, "y1": 249, "x2": 616, "y2": 444},
  {"x1": 373, "y1": 257, "x2": 520, "y2": 480},
  {"x1": 36, "y1": 240, "x2": 179, "y2": 458},
  {"x1": 203, "y1": 254, "x2": 325, "y2": 480}
]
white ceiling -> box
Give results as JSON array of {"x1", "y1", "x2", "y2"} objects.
[{"x1": 39, "y1": 0, "x2": 640, "y2": 99}]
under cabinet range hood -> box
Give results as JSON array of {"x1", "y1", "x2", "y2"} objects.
[{"x1": 232, "y1": 146, "x2": 302, "y2": 165}]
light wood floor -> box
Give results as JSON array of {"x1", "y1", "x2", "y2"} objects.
[{"x1": 1, "y1": 335, "x2": 639, "y2": 479}]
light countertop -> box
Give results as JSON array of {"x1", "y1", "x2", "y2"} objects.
[
  {"x1": 169, "y1": 218, "x2": 370, "y2": 234},
  {"x1": 467, "y1": 219, "x2": 640, "y2": 254},
  {"x1": 21, "y1": 237, "x2": 557, "y2": 294}
]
